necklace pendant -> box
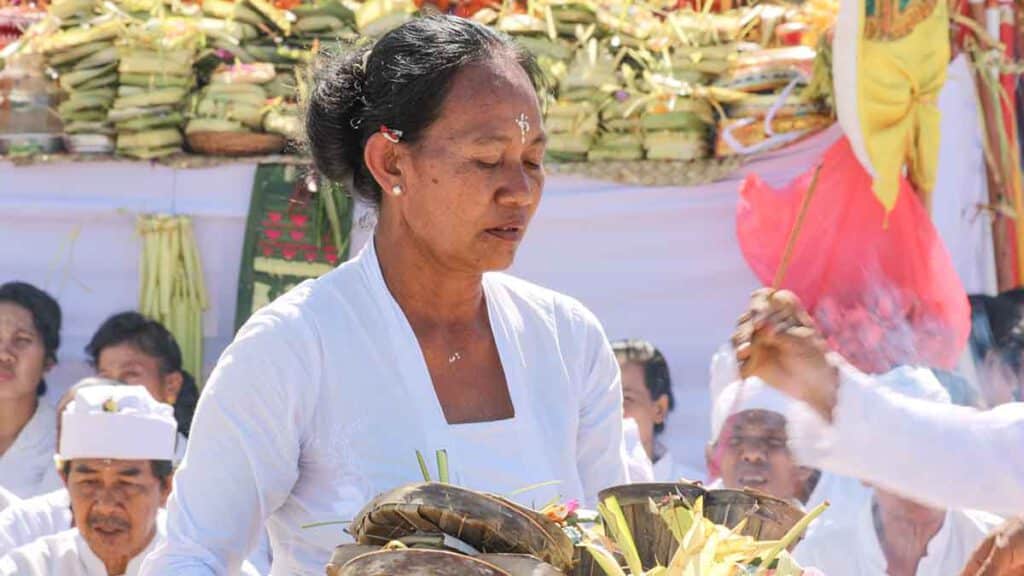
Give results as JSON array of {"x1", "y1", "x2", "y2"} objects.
[{"x1": 448, "y1": 352, "x2": 462, "y2": 364}]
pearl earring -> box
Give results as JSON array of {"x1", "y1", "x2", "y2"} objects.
[{"x1": 391, "y1": 184, "x2": 403, "y2": 196}]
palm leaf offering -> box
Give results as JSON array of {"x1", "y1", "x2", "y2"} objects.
[
  {"x1": 319, "y1": 468, "x2": 827, "y2": 575},
  {"x1": 584, "y1": 490, "x2": 829, "y2": 576},
  {"x1": 137, "y1": 214, "x2": 209, "y2": 381},
  {"x1": 12, "y1": 0, "x2": 836, "y2": 162}
]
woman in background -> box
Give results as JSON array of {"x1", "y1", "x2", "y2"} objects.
[{"x1": 0, "y1": 282, "x2": 63, "y2": 506}]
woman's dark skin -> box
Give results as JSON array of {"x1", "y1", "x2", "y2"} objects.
[{"x1": 365, "y1": 57, "x2": 547, "y2": 424}]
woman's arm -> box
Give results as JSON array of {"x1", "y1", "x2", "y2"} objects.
[
  {"x1": 140, "y1": 311, "x2": 316, "y2": 574},
  {"x1": 788, "y1": 365, "x2": 1024, "y2": 517},
  {"x1": 733, "y1": 289, "x2": 1024, "y2": 517},
  {"x1": 570, "y1": 304, "x2": 630, "y2": 506}
]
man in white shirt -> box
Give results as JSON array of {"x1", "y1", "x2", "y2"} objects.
[
  {"x1": 794, "y1": 370, "x2": 1003, "y2": 576},
  {"x1": 0, "y1": 385, "x2": 177, "y2": 576},
  {"x1": 732, "y1": 288, "x2": 1024, "y2": 574}
]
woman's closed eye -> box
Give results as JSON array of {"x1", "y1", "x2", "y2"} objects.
[{"x1": 475, "y1": 158, "x2": 501, "y2": 169}]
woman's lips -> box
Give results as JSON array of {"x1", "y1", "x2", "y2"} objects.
[{"x1": 485, "y1": 226, "x2": 524, "y2": 242}]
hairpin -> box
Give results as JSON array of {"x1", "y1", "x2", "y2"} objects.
[{"x1": 379, "y1": 125, "x2": 403, "y2": 144}]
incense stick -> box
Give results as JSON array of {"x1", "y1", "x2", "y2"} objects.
[
  {"x1": 711, "y1": 163, "x2": 824, "y2": 480},
  {"x1": 773, "y1": 163, "x2": 824, "y2": 290}
]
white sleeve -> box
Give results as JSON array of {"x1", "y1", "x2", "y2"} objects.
[
  {"x1": 570, "y1": 304, "x2": 630, "y2": 506},
  {"x1": 0, "y1": 540, "x2": 47, "y2": 576},
  {"x1": 623, "y1": 419, "x2": 655, "y2": 483},
  {"x1": 140, "y1": 310, "x2": 317, "y2": 575},
  {"x1": 787, "y1": 365, "x2": 1024, "y2": 517},
  {"x1": 0, "y1": 492, "x2": 71, "y2": 557}
]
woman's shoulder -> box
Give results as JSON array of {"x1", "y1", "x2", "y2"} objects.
[
  {"x1": 237, "y1": 257, "x2": 367, "y2": 344},
  {"x1": 485, "y1": 272, "x2": 604, "y2": 332}
]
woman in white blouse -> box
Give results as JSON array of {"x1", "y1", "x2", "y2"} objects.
[
  {"x1": 142, "y1": 15, "x2": 630, "y2": 575},
  {"x1": 0, "y1": 282, "x2": 63, "y2": 506}
]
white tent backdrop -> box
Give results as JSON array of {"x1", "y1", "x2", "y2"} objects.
[{"x1": 0, "y1": 56, "x2": 994, "y2": 478}]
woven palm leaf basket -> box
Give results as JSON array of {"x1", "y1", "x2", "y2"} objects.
[
  {"x1": 347, "y1": 482, "x2": 575, "y2": 573},
  {"x1": 596, "y1": 482, "x2": 803, "y2": 571},
  {"x1": 186, "y1": 131, "x2": 286, "y2": 157},
  {"x1": 546, "y1": 156, "x2": 746, "y2": 187}
]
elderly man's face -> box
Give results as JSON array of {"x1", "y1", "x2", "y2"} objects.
[
  {"x1": 65, "y1": 459, "x2": 170, "y2": 573},
  {"x1": 714, "y1": 410, "x2": 803, "y2": 501}
]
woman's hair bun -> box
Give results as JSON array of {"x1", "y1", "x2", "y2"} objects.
[{"x1": 305, "y1": 44, "x2": 373, "y2": 202}]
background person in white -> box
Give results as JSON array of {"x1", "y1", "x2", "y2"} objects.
[
  {"x1": 614, "y1": 339, "x2": 701, "y2": 482},
  {"x1": 0, "y1": 385, "x2": 176, "y2": 576},
  {"x1": 732, "y1": 288, "x2": 1024, "y2": 574},
  {"x1": 0, "y1": 281, "x2": 64, "y2": 505},
  {"x1": 142, "y1": 16, "x2": 629, "y2": 575},
  {"x1": 794, "y1": 371, "x2": 1003, "y2": 576}
]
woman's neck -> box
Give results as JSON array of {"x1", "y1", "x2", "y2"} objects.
[
  {"x1": 0, "y1": 394, "x2": 38, "y2": 456},
  {"x1": 873, "y1": 499, "x2": 945, "y2": 576},
  {"x1": 373, "y1": 226, "x2": 484, "y2": 328}
]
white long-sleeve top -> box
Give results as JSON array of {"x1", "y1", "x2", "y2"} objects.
[
  {"x1": 1, "y1": 527, "x2": 162, "y2": 576},
  {"x1": 0, "y1": 490, "x2": 272, "y2": 575},
  {"x1": 0, "y1": 488, "x2": 16, "y2": 515},
  {"x1": 794, "y1": 495, "x2": 1004, "y2": 576},
  {"x1": 0, "y1": 431, "x2": 188, "y2": 557},
  {"x1": 1, "y1": 520, "x2": 263, "y2": 576},
  {"x1": 0, "y1": 401, "x2": 62, "y2": 501},
  {"x1": 0, "y1": 489, "x2": 70, "y2": 556},
  {"x1": 141, "y1": 240, "x2": 630, "y2": 575},
  {"x1": 787, "y1": 365, "x2": 1024, "y2": 517}
]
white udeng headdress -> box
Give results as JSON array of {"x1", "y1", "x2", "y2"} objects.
[{"x1": 60, "y1": 381, "x2": 177, "y2": 461}]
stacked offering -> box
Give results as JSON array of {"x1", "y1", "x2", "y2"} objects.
[
  {"x1": 546, "y1": 41, "x2": 612, "y2": 161},
  {"x1": 714, "y1": 46, "x2": 830, "y2": 156},
  {"x1": 355, "y1": 0, "x2": 413, "y2": 38},
  {"x1": 292, "y1": 0, "x2": 357, "y2": 46},
  {"x1": 112, "y1": 18, "x2": 200, "y2": 159},
  {"x1": 186, "y1": 62, "x2": 288, "y2": 155},
  {"x1": 39, "y1": 2, "x2": 121, "y2": 154},
  {"x1": 188, "y1": 62, "x2": 275, "y2": 136},
  {"x1": 493, "y1": 12, "x2": 572, "y2": 88},
  {"x1": 590, "y1": 92, "x2": 643, "y2": 161},
  {"x1": 642, "y1": 93, "x2": 713, "y2": 161}
]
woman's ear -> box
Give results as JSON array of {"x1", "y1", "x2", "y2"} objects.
[
  {"x1": 704, "y1": 443, "x2": 720, "y2": 479},
  {"x1": 163, "y1": 372, "x2": 184, "y2": 406},
  {"x1": 364, "y1": 132, "x2": 404, "y2": 194},
  {"x1": 160, "y1": 473, "x2": 174, "y2": 506},
  {"x1": 654, "y1": 394, "x2": 670, "y2": 425}
]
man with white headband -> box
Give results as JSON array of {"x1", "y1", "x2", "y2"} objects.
[
  {"x1": 706, "y1": 347, "x2": 869, "y2": 519},
  {"x1": 0, "y1": 385, "x2": 173, "y2": 576},
  {"x1": 794, "y1": 369, "x2": 1003, "y2": 576},
  {"x1": 733, "y1": 289, "x2": 1024, "y2": 575}
]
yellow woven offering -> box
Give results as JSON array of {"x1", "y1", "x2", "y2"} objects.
[{"x1": 833, "y1": 0, "x2": 950, "y2": 214}]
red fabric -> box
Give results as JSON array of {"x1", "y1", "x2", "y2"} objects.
[{"x1": 736, "y1": 137, "x2": 971, "y2": 373}]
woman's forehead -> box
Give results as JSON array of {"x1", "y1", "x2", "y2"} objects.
[
  {"x1": 0, "y1": 302, "x2": 35, "y2": 330},
  {"x1": 434, "y1": 60, "x2": 542, "y2": 136},
  {"x1": 732, "y1": 410, "x2": 787, "y2": 432}
]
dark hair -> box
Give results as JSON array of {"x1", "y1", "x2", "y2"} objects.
[
  {"x1": 611, "y1": 339, "x2": 674, "y2": 434},
  {"x1": 969, "y1": 294, "x2": 1024, "y2": 373},
  {"x1": 0, "y1": 282, "x2": 61, "y2": 396},
  {"x1": 85, "y1": 312, "x2": 198, "y2": 438},
  {"x1": 63, "y1": 460, "x2": 174, "y2": 490},
  {"x1": 305, "y1": 15, "x2": 545, "y2": 205}
]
